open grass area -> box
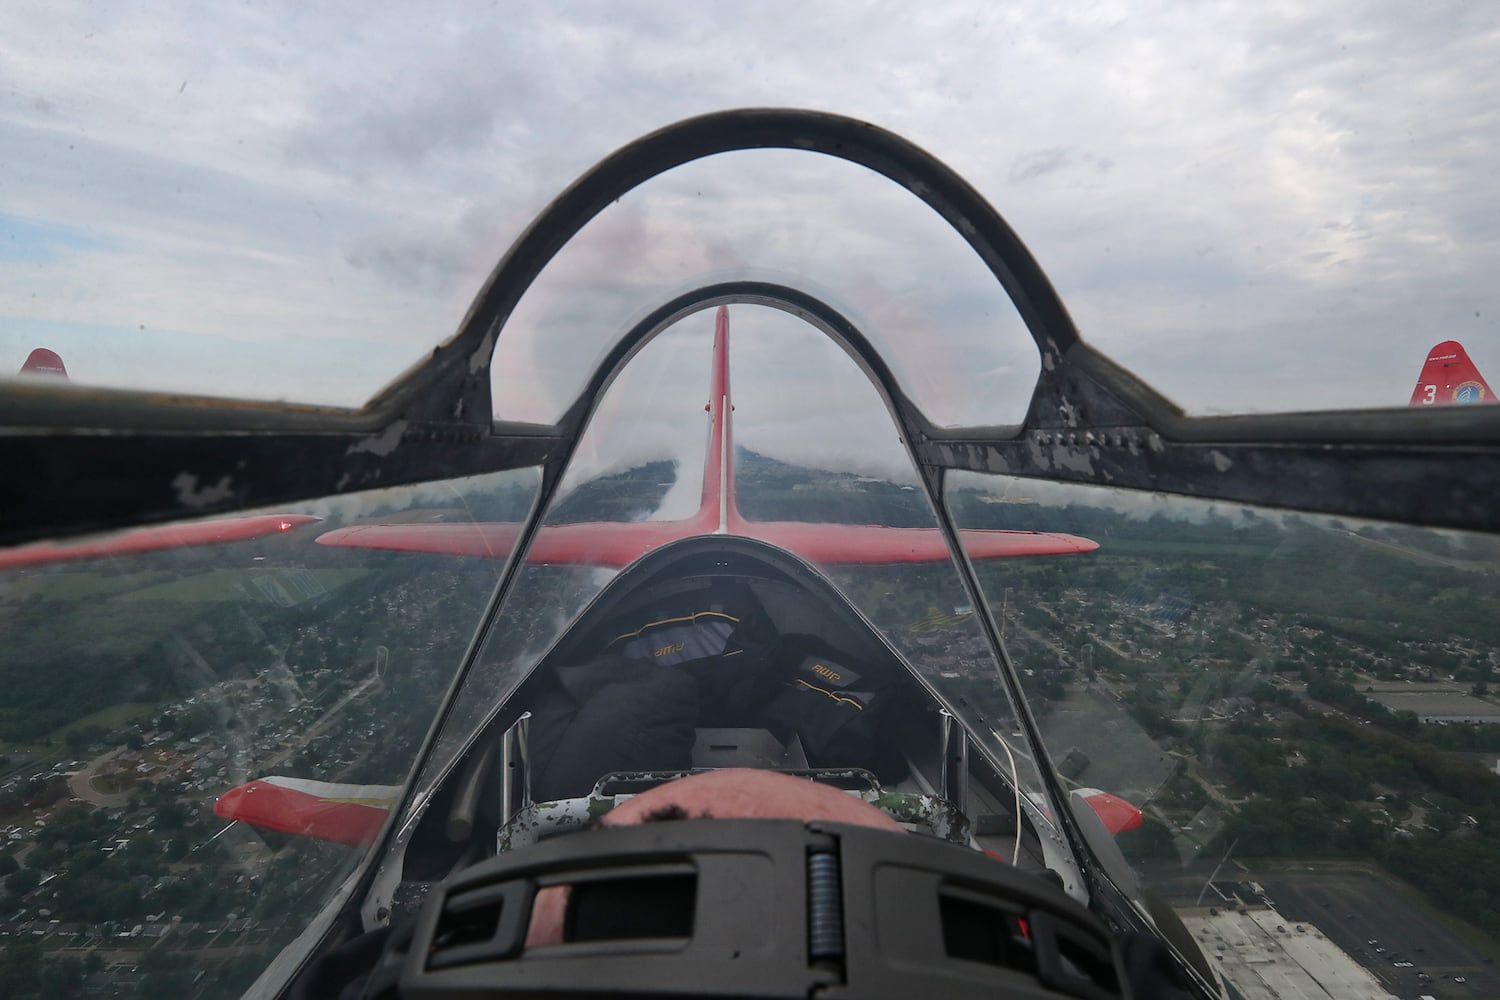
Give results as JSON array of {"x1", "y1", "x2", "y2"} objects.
[
  {"x1": 48, "y1": 702, "x2": 161, "y2": 744},
  {"x1": 14, "y1": 570, "x2": 175, "y2": 602},
  {"x1": 11, "y1": 567, "x2": 373, "y2": 605},
  {"x1": 118, "y1": 568, "x2": 371, "y2": 603},
  {"x1": 1339, "y1": 529, "x2": 1500, "y2": 574},
  {"x1": 1355, "y1": 865, "x2": 1500, "y2": 960},
  {"x1": 1100, "y1": 540, "x2": 1276, "y2": 558},
  {"x1": 0, "y1": 702, "x2": 162, "y2": 759}
]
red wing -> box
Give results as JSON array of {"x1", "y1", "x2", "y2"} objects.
[
  {"x1": 727, "y1": 521, "x2": 1099, "y2": 562},
  {"x1": 316, "y1": 519, "x2": 713, "y2": 568},
  {"x1": 214, "y1": 776, "x2": 399, "y2": 846},
  {"x1": 1075, "y1": 787, "x2": 1144, "y2": 835},
  {"x1": 0, "y1": 514, "x2": 321, "y2": 570},
  {"x1": 317, "y1": 519, "x2": 1097, "y2": 565}
]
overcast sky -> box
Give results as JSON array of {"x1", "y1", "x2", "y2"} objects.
[{"x1": 4, "y1": 2, "x2": 1499, "y2": 448}]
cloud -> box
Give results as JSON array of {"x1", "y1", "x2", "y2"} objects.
[
  {"x1": 0, "y1": 213, "x2": 111, "y2": 263},
  {"x1": 1009, "y1": 148, "x2": 1115, "y2": 183},
  {"x1": 2, "y1": 1, "x2": 1498, "y2": 420}
]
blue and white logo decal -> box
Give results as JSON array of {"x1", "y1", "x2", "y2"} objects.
[{"x1": 1453, "y1": 381, "x2": 1487, "y2": 404}]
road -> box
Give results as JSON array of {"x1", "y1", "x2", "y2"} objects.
[{"x1": 67, "y1": 748, "x2": 132, "y2": 808}]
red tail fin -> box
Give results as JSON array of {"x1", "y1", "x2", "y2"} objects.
[
  {"x1": 1410, "y1": 340, "x2": 1494, "y2": 406},
  {"x1": 19, "y1": 348, "x2": 67, "y2": 378},
  {"x1": 696, "y1": 306, "x2": 736, "y2": 532}
]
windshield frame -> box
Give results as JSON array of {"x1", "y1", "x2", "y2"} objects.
[{"x1": 381, "y1": 281, "x2": 1102, "y2": 866}]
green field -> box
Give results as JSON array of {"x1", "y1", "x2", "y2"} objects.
[
  {"x1": 11, "y1": 567, "x2": 372, "y2": 605},
  {"x1": 17, "y1": 570, "x2": 175, "y2": 601},
  {"x1": 1339, "y1": 529, "x2": 1500, "y2": 574},
  {"x1": 48, "y1": 702, "x2": 161, "y2": 743},
  {"x1": 119, "y1": 568, "x2": 371, "y2": 602},
  {"x1": 1100, "y1": 540, "x2": 1275, "y2": 558},
  {"x1": 0, "y1": 703, "x2": 161, "y2": 759}
]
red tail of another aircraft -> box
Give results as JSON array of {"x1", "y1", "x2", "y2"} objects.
[
  {"x1": 1409, "y1": 340, "x2": 1495, "y2": 406},
  {"x1": 18, "y1": 347, "x2": 67, "y2": 378}
]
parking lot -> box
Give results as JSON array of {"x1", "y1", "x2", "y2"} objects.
[{"x1": 1260, "y1": 870, "x2": 1496, "y2": 998}]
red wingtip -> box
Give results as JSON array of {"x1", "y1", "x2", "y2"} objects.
[
  {"x1": 1410, "y1": 340, "x2": 1495, "y2": 406},
  {"x1": 0, "y1": 513, "x2": 321, "y2": 570},
  {"x1": 19, "y1": 347, "x2": 67, "y2": 378},
  {"x1": 1076, "y1": 788, "x2": 1144, "y2": 835}
]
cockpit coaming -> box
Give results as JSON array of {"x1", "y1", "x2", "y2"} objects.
[{"x1": 404, "y1": 536, "x2": 1048, "y2": 872}]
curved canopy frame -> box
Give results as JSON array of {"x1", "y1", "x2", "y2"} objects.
[{"x1": 3, "y1": 107, "x2": 1499, "y2": 549}]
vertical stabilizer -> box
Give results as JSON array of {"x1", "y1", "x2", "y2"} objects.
[
  {"x1": 19, "y1": 348, "x2": 67, "y2": 378},
  {"x1": 697, "y1": 306, "x2": 737, "y2": 531},
  {"x1": 1410, "y1": 340, "x2": 1494, "y2": 405}
]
